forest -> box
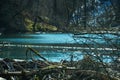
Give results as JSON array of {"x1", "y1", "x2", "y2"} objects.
[
  {"x1": 0, "y1": 0, "x2": 120, "y2": 80},
  {"x1": 0, "y1": 0, "x2": 119, "y2": 33}
]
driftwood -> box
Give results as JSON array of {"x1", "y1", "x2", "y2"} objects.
[
  {"x1": 0, "y1": 69, "x2": 118, "y2": 80},
  {"x1": 0, "y1": 47, "x2": 119, "y2": 80},
  {"x1": 26, "y1": 47, "x2": 50, "y2": 65},
  {"x1": 69, "y1": 70, "x2": 119, "y2": 80},
  {"x1": 0, "y1": 70, "x2": 39, "y2": 76}
]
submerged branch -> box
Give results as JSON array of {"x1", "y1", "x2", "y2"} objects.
[{"x1": 26, "y1": 47, "x2": 50, "y2": 65}]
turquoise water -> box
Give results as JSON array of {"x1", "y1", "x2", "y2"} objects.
[
  {"x1": 0, "y1": 33, "x2": 119, "y2": 62},
  {"x1": 0, "y1": 33, "x2": 119, "y2": 44},
  {"x1": 0, "y1": 33, "x2": 75, "y2": 44}
]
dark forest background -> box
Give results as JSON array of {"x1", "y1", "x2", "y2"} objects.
[{"x1": 0, "y1": 0, "x2": 120, "y2": 33}]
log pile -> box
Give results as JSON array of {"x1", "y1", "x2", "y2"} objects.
[{"x1": 0, "y1": 47, "x2": 119, "y2": 80}]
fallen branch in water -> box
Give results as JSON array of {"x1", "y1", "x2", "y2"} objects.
[{"x1": 26, "y1": 47, "x2": 50, "y2": 65}]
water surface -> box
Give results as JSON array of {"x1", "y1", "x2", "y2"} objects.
[{"x1": 0, "y1": 33, "x2": 119, "y2": 62}]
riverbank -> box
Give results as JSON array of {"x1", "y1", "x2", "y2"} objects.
[
  {"x1": 1, "y1": 26, "x2": 119, "y2": 35},
  {"x1": 0, "y1": 57, "x2": 119, "y2": 80},
  {"x1": 65, "y1": 26, "x2": 120, "y2": 34}
]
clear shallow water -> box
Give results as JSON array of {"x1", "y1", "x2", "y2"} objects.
[
  {"x1": 0, "y1": 33, "x2": 119, "y2": 62},
  {"x1": 0, "y1": 33, "x2": 119, "y2": 44},
  {"x1": 0, "y1": 33, "x2": 75, "y2": 44},
  {"x1": 0, "y1": 47, "x2": 114, "y2": 62}
]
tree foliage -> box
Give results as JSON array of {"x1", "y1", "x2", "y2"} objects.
[{"x1": 0, "y1": 0, "x2": 119, "y2": 33}]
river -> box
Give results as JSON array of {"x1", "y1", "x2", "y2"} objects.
[{"x1": 0, "y1": 33, "x2": 119, "y2": 62}]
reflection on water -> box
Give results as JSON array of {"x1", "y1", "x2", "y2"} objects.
[
  {"x1": 0, "y1": 46, "x2": 115, "y2": 62},
  {"x1": 0, "y1": 47, "x2": 82, "y2": 62},
  {"x1": 0, "y1": 33, "x2": 119, "y2": 62}
]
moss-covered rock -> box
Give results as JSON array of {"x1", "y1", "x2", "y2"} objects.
[
  {"x1": 24, "y1": 18, "x2": 34, "y2": 32},
  {"x1": 24, "y1": 18, "x2": 57, "y2": 32},
  {"x1": 36, "y1": 23, "x2": 57, "y2": 31}
]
